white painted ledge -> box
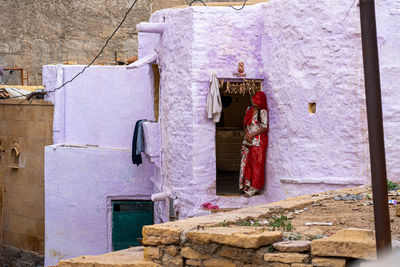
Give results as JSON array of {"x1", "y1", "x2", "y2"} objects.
[
  {"x1": 126, "y1": 52, "x2": 157, "y2": 69},
  {"x1": 280, "y1": 177, "x2": 365, "y2": 185}
]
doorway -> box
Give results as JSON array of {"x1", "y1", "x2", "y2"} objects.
[
  {"x1": 216, "y1": 79, "x2": 262, "y2": 195},
  {"x1": 112, "y1": 200, "x2": 154, "y2": 251}
]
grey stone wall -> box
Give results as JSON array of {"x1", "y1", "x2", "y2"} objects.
[
  {"x1": 0, "y1": 0, "x2": 152, "y2": 85},
  {"x1": 0, "y1": 245, "x2": 44, "y2": 267},
  {"x1": 0, "y1": 0, "x2": 246, "y2": 85}
]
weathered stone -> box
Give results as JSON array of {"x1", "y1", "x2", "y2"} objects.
[
  {"x1": 165, "y1": 245, "x2": 179, "y2": 256},
  {"x1": 396, "y1": 206, "x2": 400, "y2": 217},
  {"x1": 0, "y1": 245, "x2": 44, "y2": 267},
  {"x1": 187, "y1": 227, "x2": 282, "y2": 249},
  {"x1": 162, "y1": 253, "x2": 183, "y2": 267},
  {"x1": 264, "y1": 253, "x2": 309, "y2": 264},
  {"x1": 311, "y1": 229, "x2": 376, "y2": 259},
  {"x1": 291, "y1": 264, "x2": 313, "y2": 267},
  {"x1": 203, "y1": 258, "x2": 237, "y2": 267},
  {"x1": 143, "y1": 246, "x2": 162, "y2": 260},
  {"x1": 312, "y1": 257, "x2": 346, "y2": 267},
  {"x1": 253, "y1": 247, "x2": 271, "y2": 265},
  {"x1": 58, "y1": 247, "x2": 160, "y2": 267},
  {"x1": 143, "y1": 225, "x2": 181, "y2": 245},
  {"x1": 186, "y1": 259, "x2": 202, "y2": 266},
  {"x1": 219, "y1": 246, "x2": 255, "y2": 262},
  {"x1": 181, "y1": 247, "x2": 211, "y2": 260},
  {"x1": 190, "y1": 242, "x2": 221, "y2": 255},
  {"x1": 272, "y1": 240, "x2": 311, "y2": 252},
  {"x1": 245, "y1": 263, "x2": 290, "y2": 267}
]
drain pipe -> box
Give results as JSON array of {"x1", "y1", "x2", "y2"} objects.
[
  {"x1": 136, "y1": 22, "x2": 165, "y2": 34},
  {"x1": 126, "y1": 22, "x2": 165, "y2": 69}
]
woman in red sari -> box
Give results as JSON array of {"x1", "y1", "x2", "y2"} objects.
[{"x1": 239, "y1": 91, "x2": 269, "y2": 197}]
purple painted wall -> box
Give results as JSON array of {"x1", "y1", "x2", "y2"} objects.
[
  {"x1": 43, "y1": 0, "x2": 400, "y2": 264},
  {"x1": 146, "y1": 0, "x2": 399, "y2": 219},
  {"x1": 43, "y1": 65, "x2": 156, "y2": 266}
]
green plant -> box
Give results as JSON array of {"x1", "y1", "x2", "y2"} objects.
[
  {"x1": 268, "y1": 215, "x2": 294, "y2": 232},
  {"x1": 218, "y1": 220, "x2": 229, "y2": 227},
  {"x1": 235, "y1": 220, "x2": 262, "y2": 227},
  {"x1": 267, "y1": 245, "x2": 275, "y2": 252},
  {"x1": 388, "y1": 180, "x2": 399, "y2": 191},
  {"x1": 287, "y1": 233, "x2": 302, "y2": 240}
]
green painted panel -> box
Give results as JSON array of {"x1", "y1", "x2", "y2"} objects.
[{"x1": 112, "y1": 201, "x2": 154, "y2": 251}]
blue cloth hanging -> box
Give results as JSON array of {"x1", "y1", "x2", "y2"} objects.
[{"x1": 132, "y1": 119, "x2": 146, "y2": 166}]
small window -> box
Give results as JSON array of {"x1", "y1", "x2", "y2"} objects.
[
  {"x1": 10, "y1": 142, "x2": 21, "y2": 169},
  {"x1": 308, "y1": 103, "x2": 316, "y2": 114}
]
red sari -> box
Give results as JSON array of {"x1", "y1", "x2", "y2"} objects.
[{"x1": 239, "y1": 91, "x2": 268, "y2": 196}]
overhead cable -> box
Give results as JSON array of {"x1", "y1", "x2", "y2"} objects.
[{"x1": 9, "y1": 0, "x2": 138, "y2": 99}]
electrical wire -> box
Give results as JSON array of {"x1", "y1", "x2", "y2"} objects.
[
  {"x1": 8, "y1": 0, "x2": 138, "y2": 99},
  {"x1": 189, "y1": 0, "x2": 207, "y2": 7},
  {"x1": 231, "y1": 0, "x2": 248, "y2": 11}
]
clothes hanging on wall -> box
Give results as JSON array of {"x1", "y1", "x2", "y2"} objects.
[
  {"x1": 132, "y1": 119, "x2": 146, "y2": 166},
  {"x1": 206, "y1": 74, "x2": 222, "y2": 123}
]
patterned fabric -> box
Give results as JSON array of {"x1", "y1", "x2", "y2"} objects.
[
  {"x1": 239, "y1": 92, "x2": 269, "y2": 197},
  {"x1": 242, "y1": 109, "x2": 268, "y2": 147}
]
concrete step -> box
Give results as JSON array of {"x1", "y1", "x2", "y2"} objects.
[{"x1": 57, "y1": 246, "x2": 160, "y2": 267}]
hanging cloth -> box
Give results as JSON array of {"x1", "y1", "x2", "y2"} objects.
[
  {"x1": 132, "y1": 119, "x2": 146, "y2": 166},
  {"x1": 206, "y1": 74, "x2": 222, "y2": 123}
]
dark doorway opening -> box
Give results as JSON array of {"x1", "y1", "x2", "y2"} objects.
[{"x1": 216, "y1": 80, "x2": 262, "y2": 195}]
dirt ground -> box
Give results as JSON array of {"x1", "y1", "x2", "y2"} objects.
[{"x1": 283, "y1": 190, "x2": 400, "y2": 240}]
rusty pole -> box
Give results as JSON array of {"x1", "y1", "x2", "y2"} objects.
[{"x1": 359, "y1": 0, "x2": 392, "y2": 255}]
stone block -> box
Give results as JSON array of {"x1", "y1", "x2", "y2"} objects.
[
  {"x1": 219, "y1": 246, "x2": 255, "y2": 261},
  {"x1": 264, "y1": 253, "x2": 309, "y2": 264},
  {"x1": 291, "y1": 264, "x2": 313, "y2": 267},
  {"x1": 165, "y1": 245, "x2": 179, "y2": 256},
  {"x1": 311, "y1": 229, "x2": 376, "y2": 259},
  {"x1": 144, "y1": 246, "x2": 162, "y2": 260},
  {"x1": 273, "y1": 240, "x2": 311, "y2": 252},
  {"x1": 181, "y1": 246, "x2": 210, "y2": 260},
  {"x1": 187, "y1": 227, "x2": 282, "y2": 249},
  {"x1": 396, "y1": 206, "x2": 400, "y2": 217},
  {"x1": 203, "y1": 258, "x2": 237, "y2": 267},
  {"x1": 250, "y1": 247, "x2": 269, "y2": 265},
  {"x1": 58, "y1": 247, "x2": 159, "y2": 267},
  {"x1": 142, "y1": 225, "x2": 181, "y2": 245},
  {"x1": 162, "y1": 253, "x2": 183, "y2": 267},
  {"x1": 186, "y1": 259, "x2": 201, "y2": 266},
  {"x1": 312, "y1": 257, "x2": 346, "y2": 267}
]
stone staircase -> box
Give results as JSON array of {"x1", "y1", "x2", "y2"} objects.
[{"x1": 57, "y1": 186, "x2": 387, "y2": 267}]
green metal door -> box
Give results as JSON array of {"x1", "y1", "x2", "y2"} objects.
[{"x1": 112, "y1": 200, "x2": 154, "y2": 251}]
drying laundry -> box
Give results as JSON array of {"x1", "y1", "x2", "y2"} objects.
[
  {"x1": 206, "y1": 74, "x2": 222, "y2": 123},
  {"x1": 132, "y1": 119, "x2": 146, "y2": 166}
]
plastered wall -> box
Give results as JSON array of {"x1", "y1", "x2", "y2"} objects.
[
  {"x1": 148, "y1": 0, "x2": 400, "y2": 219},
  {"x1": 43, "y1": 64, "x2": 157, "y2": 266},
  {"x1": 0, "y1": 99, "x2": 53, "y2": 258}
]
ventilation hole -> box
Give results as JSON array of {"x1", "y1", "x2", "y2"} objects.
[{"x1": 308, "y1": 103, "x2": 316, "y2": 114}]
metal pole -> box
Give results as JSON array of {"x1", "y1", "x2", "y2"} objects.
[{"x1": 359, "y1": 0, "x2": 392, "y2": 256}]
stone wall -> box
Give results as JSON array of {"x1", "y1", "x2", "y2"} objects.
[
  {"x1": 0, "y1": 0, "x2": 152, "y2": 85},
  {"x1": 0, "y1": 1, "x2": 246, "y2": 86},
  {"x1": 140, "y1": 187, "x2": 375, "y2": 267},
  {"x1": 0, "y1": 99, "x2": 54, "y2": 266},
  {"x1": 152, "y1": 0, "x2": 246, "y2": 12}
]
